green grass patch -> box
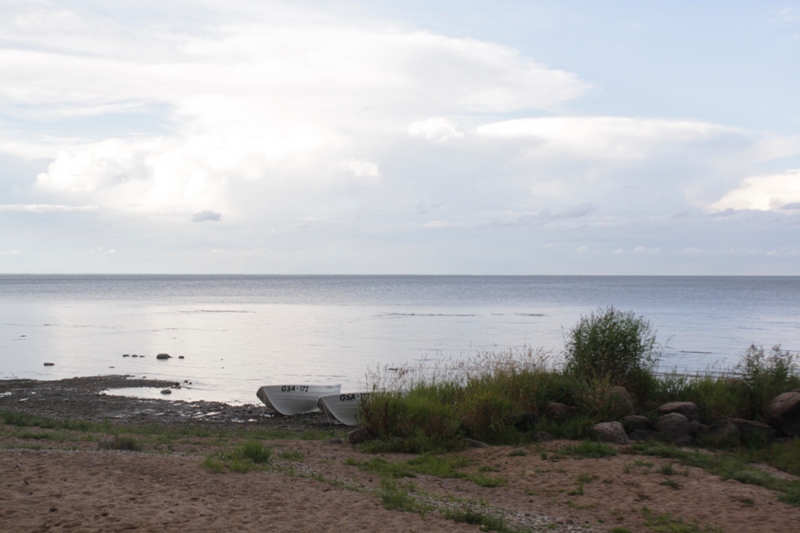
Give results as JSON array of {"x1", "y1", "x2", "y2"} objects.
[
  {"x1": 641, "y1": 507, "x2": 722, "y2": 532},
  {"x1": 557, "y1": 441, "x2": 618, "y2": 459},
  {"x1": 200, "y1": 440, "x2": 273, "y2": 473},
  {"x1": 377, "y1": 479, "x2": 430, "y2": 515},
  {"x1": 634, "y1": 441, "x2": 800, "y2": 506},
  {"x1": 278, "y1": 450, "x2": 305, "y2": 462}
]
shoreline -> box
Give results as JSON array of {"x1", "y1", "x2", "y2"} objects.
[{"x1": 0, "y1": 375, "x2": 334, "y2": 431}]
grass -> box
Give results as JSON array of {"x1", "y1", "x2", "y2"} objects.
[
  {"x1": 557, "y1": 441, "x2": 618, "y2": 459},
  {"x1": 444, "y1": 508, "x2": 528, "y2": 533},
  {"x1": 641, "y1": 507, "x2": 722, "y2": 533},
  {"x1": 350, "y1": 453, "x2": 508, "y2": 488},
  {"x1": 355, "y1": 311, "x2": 799, "y2": 460},
  {"x1": 200, "y1": 440, "x2": 273, "y2": 473},
  {"x1": 377, "y1": 479, "x2": 430, "y2": 515},
  {"x1": 634, "y1": 441, "x2": 800, "y2": 506}
]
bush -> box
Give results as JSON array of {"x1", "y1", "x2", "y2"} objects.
[
  {"x1": 563, "y1": 307, "x2": 660, "y2": 397},
  {"x1": 736, "y1": 344, "x2": 800, "y2": 419}
]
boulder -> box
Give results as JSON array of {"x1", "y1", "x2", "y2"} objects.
[
  {"x1": 689, "y1": 420, "x2": 708, "y2": 439},
  {"x1": 160, "y1": 389, "x2": 172, "y2": 395},
  {"x1": 766, "y1": 392, "x2": 800, "y2": 437},
  {"x1": 655, "y1": 412, "x2": 692, "y2": 445},
  {"x1": 705, "y1": 417, "x2": 740, "y2": 447},
  {"x1": 592, "y1": 421, "x2": 629, "y2": 444},
  {"x1": 730, "y1": 418, "x2": 778, "y2": 443},
  {"x1": 628, "y1": 429, "x2": 656, "y2": 442},
  {"x1": 658, "y1": 401, "x2": 700, "y2": 422},
  {"x1": 609, "y1": 385, "x2": 633, "y2": 416},
  {"x1": 545, "y1": 402, "x2": 569, "y2": 422},
  {"x1": 622, "y1": 415, "x2": 650, "y2": 434}
]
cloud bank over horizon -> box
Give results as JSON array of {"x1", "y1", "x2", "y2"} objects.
[{"x1": 1, "y1": 1, "x2": 799, "y2": 274}]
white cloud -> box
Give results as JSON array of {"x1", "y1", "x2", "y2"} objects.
[
  {"x1": 1, "y1": 3, "x2": 588, "y2": 222},
  {"x1": 341, "y1": 158, "x2": 381, "y2": 182},
  {"x1": 408, "y1": 118, "x2": 465, "y2": 142},
  {"x1": 0, "y1": 204, "x2": 97, "y2": 213},
  {"x1": 712, "y1": 170, "x2": 800, "y2": 211}
]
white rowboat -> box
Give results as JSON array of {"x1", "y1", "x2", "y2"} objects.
[
  {"x1": 317, "y1": 392, "x2": 369, "y2": 426},
  {"x1": 256, "y1": 384, "x2": 341, "y2": 416}
]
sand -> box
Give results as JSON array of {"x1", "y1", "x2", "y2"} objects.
[{"x1": 1, "y1": 434, "x2": 798, "y2": 533}]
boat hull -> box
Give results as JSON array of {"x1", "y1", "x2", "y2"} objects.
[
  {"x1": 317, "y1": 392, "x2": 369, "y2": 426},
  {"x1": 256, "y1": 384, "x2": 341, "y2": 415}
]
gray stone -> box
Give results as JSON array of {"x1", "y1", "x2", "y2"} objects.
[
  {"x1": 609, "y1": 386, "x2": 635, "y2": 416},
  {"x1": 730, "y1": 418, "x2": 779, "y2": 443},
  {"x1": 658, "y1": 401, "x2": 700, "y2": 422},
  {"x1": 628, "y1": 429, "x2": 656, "y2": 442},
  {"x1": 622, "y1": 415, "x2": 650, "y2": 433},
  {"x1": 705, "y1": 417, "x2": 740, "y2": 447},
  {"x1": 655, "y1": 412, "x2": 692, "y2": 445},
  {"x1": 160, "y1": 389, "x2": 172, "y2": 395},
  {"x1": 766, "y1": 392, "x2": 800, "y2": 436},
  {"x1": 592, "y1": 421, "x2": 629, "y2": 444},
  {"x1": 689, "y1": 420, "x2": 708, "y2": 439}
]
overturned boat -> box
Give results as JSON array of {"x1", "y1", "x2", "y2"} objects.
[
  {"x1": 256, "y1": 384, "x2": 341, "y2": 416},
  {"x1": 317, "y1": 392, "x2": 369, "y2": 426}
]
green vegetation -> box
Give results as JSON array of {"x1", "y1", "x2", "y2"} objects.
[
  {"x1": 349, "y1": 453, "x2": 507, "y2": 488},
  {"x1": 201, "y1": 440, "x2": 273, "y2": 473},
  {"x1": 444, "y1": 508, "x2": 527, "y2": 533},
  {"x1": 563, "y1": 307, "x2": 660, "y2": 398},
  {"x1": 640, "y1": 507, "x2": 722, "y2": 533},
  {"x1": 377, "y1": 479, "x2": 430, "y2": 515},
  {"x1": 635, "y1": 441, "x2": 800, "y2": 506}
]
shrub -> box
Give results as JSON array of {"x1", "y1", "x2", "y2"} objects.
[
  {"x1": 736, "y1": 344, "x2": 800, "y2": 419},
  {"x1": 563, "y1": 307, "x2": 660, "y2": 397}
]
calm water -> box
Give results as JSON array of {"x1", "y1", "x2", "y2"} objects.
[{"x1": 1, "y1": 275, "x2": 798, "y2": 404}]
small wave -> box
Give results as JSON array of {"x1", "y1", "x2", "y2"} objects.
[
  {"x1": 181, "y1": 310, "x2": 255, "y2": 314},
  {"x1": 381, "y1": 313, "x2": 476, "y2": 317},
  {"x1": 515, "y1": 313, "x2": 545, "y2": 317}
]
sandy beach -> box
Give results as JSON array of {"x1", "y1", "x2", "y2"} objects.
[{"x1": 1, "y1": 377, "x2": 798, "y2": 532}]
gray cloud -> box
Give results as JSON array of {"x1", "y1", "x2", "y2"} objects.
[{"x1": 192, "y1": 210, "x2": 222, "y2": 222}]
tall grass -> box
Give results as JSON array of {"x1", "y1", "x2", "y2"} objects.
[{"x1": 359, "y1": 310, "x2": 800, "y2": 453}]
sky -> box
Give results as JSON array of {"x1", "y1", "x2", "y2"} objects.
[{"x1": 0, "y1": 0, "x2": 799, "y2": 275}]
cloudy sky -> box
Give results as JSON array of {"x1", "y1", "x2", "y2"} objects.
[{"x1": 1, "y1": 0, "x2": 799, "y2": 274}]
